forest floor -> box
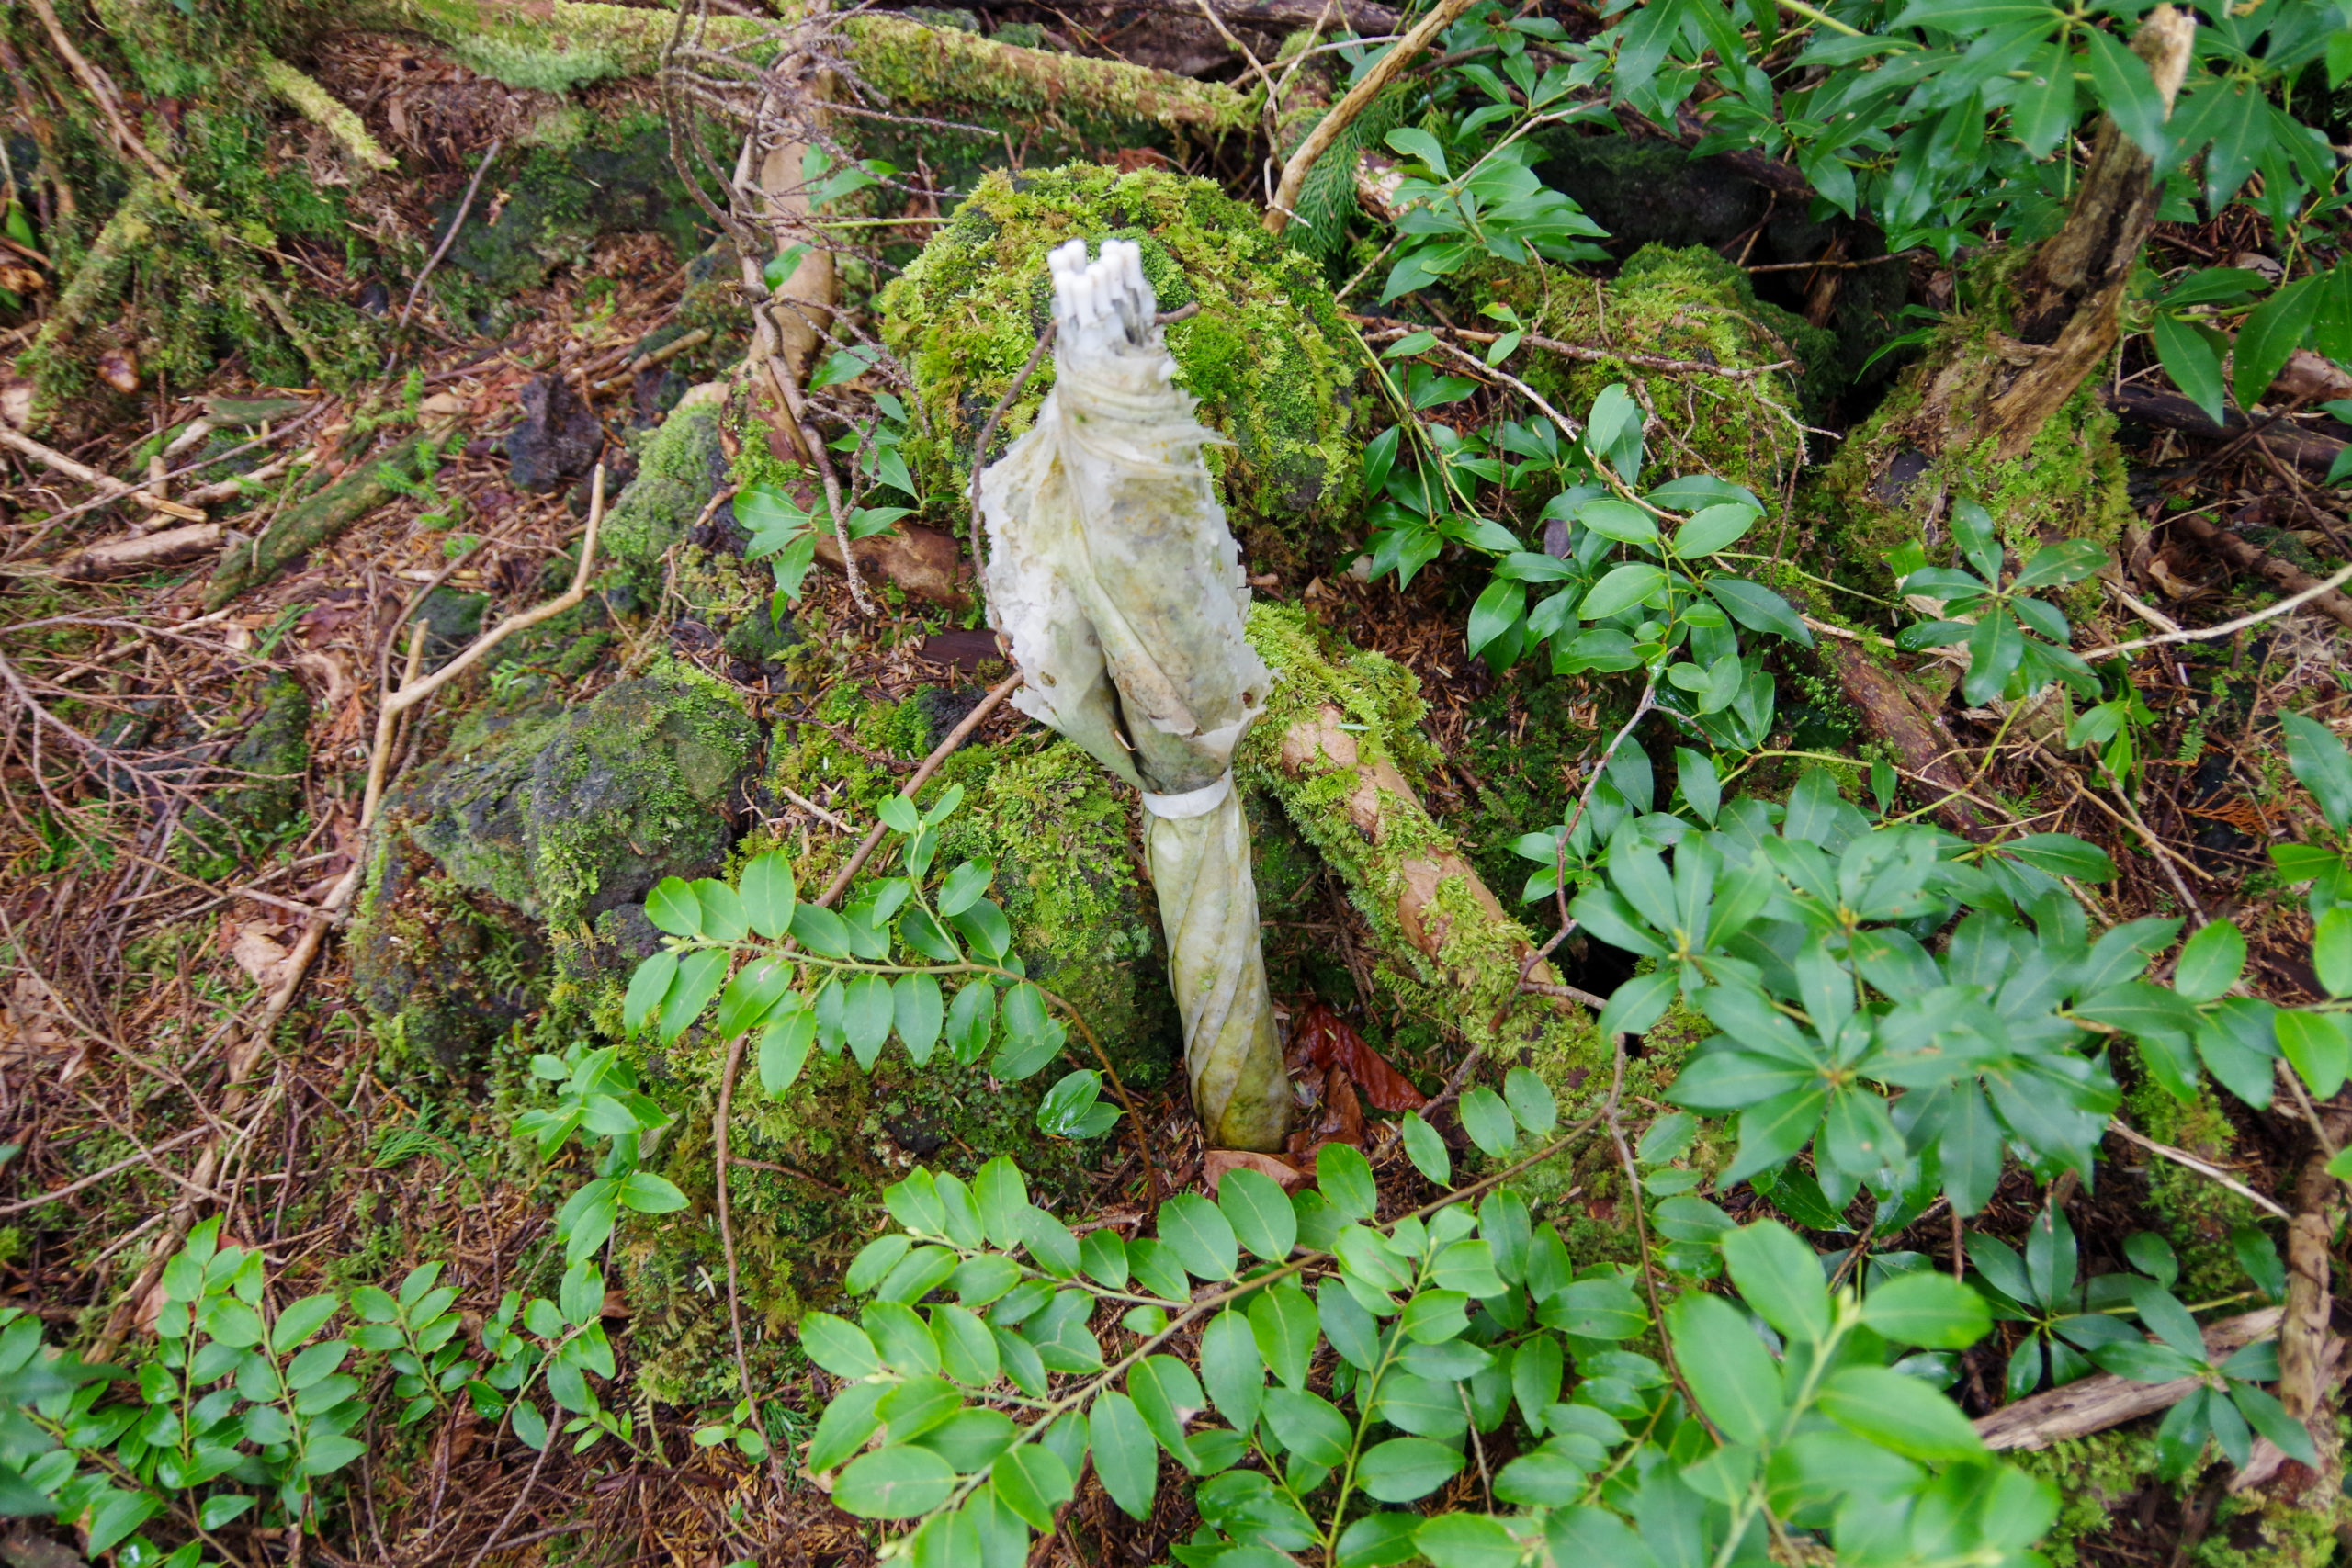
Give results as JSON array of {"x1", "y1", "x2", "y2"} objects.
[{"x1": 5, "y1": 25, "x2": 2352, "y2": 1568}]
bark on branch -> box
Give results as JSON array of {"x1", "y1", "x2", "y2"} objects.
[{"x1": 1975, "y1": 1308, "x2": 2280, "y2": 1451}]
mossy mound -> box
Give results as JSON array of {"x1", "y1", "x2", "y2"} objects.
[
  {"x1": 1464, "y1": 243, "x2": 1830, "y2": 500},
  {"x1": 183, "y1": 674, "x2": 311, "y2": 877},
  {"x1": 878, "y1": 164, "x2": 1365, "y2": 578},
  {"x1": 388, "y1": 665, "x2": 761, "y2": 929},
  {"x1": 600, "y1": 385, "x2": 730, "y2": 577},
  {"x1": 1811, "y1": 366, "x2": 2132, "y2": 598},
  {"x1": 616, "y1": 1038, "x2": 1107, "y2": 1405},
  {"x1": 346, "y1": 829, "x2": 547, "y2": 1070},
  {"x1": 1807, "y1": 254, "x2": 2132, "y2": 598},
  {"x1": 754, "y1": 682, "x2": 1180, "y2": 1089}
]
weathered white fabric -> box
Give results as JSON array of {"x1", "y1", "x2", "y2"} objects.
[{"x1": 978, "y1": 239, "x2": 1288, "y2": 1151}]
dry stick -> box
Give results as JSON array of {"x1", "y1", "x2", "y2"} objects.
[
  {"x1": 396, "y1": 139, "x2": 504, "y2": 337},
  {"x1": 459, "y1": 1432, "x2": 557, "y2": 1568},
  {"x1": 1357, "y1": 313, "x2": 1800, "y2": 382},
  {"x1": 360, "y1": 468, "x2": 605, "y2": 827},
  {"x1": 1974, "y1": 1308, "x2": 2282, "y2": 1450},
  {"x1": 757, "y1": 350, "x2": 875, "y2": 616},
  {"x1": 2077, "y1": 536, "x2": 2352, "y2": 658},
  {"x1": 92, "y1": 477, "x2": 607, "y2": 1362},
  {"x1": 707, "y1": 669, "x2": 1027, "y2": 1477},
  {"x1": 0, "y1": 1125, "x2": 209, "y2": 1214},
  {"x1": 1263, "y1": 0, "x2": 1479, "y2": 234},
  {"x1": 2106, "y1": 1118, "x2": 2291, "y2": 1222},
  {"x1": 0, "y1": 423, "x2": 206, "y2": 522}
]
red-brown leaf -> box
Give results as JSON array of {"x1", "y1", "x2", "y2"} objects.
[{"x1": 1295, "y1": 1001, "x2": 1426, "y2": 1112}]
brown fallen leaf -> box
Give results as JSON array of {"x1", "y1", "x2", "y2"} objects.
[
  {"x1": 1287, "y1": 1065, "x2": 1364, "y2": 1164},
  {"x1": 230, "y1": 925, "x2": 294, "y2": 991},
  {"x1": 1295, "y1": 1000, "x2": 1426, "y2": 1112},
  {"x1": 1204, "y1": 1149, "x2": 1309, "y2": 1197}
]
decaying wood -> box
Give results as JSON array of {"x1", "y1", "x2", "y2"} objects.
[
  {"x1": 205, "y1": 435, "x2": 429, "y2": 609},
  {"x1": 59, "y1": 522, "x2": 221, "y2": 580},
  {"x1": 1985, "y1": 6, "x2": 2194, "y2": 450},
  {"x1": 1975, "y1": 1308, "x2": 2280, "y2": 1451},
  {"x1": 812, "y1": 520, "x2": 968, "y2": 608},
  {"x1": 2106, "y1": 387, "x2": 2350, "y2": 475},
  {"x1": 2232, "y1": 1112, "x2": 2351, "y2": 1493},
  {"x1": 2168, "y1": 510, "x2": 2352, "y2": 635},
  {"x1": 1824, "y1": 646, "x2": 1991, "y2": 839},
  {"x1": 1274, "y1": 703, "x2": 1563, "y2": 991},
  {"x1": 1877, "y1": 6, "x2": 2194, "y2": 466}
]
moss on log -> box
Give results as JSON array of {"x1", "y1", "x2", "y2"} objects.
[{"x1": 1239, "y1": 605, "x2": 1602, "y2": 1100}]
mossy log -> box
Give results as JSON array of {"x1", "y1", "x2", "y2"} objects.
[
  {"x1": 1239, "y1": 605, "x2": 1602, "y2": 1100},
  {"x1": 383, "y1": 1, "x2": 1250, "y2": 135},
  {"x1": 204, "y1": 435, "x2": 429, "y2": 609}
]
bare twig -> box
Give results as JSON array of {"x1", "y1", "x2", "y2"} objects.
[
  {"x1": 0, "y1": 423, "x2": 206, "y2": 522},
  {"x1": 1264, "y1": 0, "x2": 1478, "y2": 233},
  {"x1": 360, "y1": 467, "x2": 605, "y2": 826},
  {"x1": 397, "y1": 140, "x2": 504, "y2": 337},
  {"x1": 2106, "y1": 1118, "x2": 2290, "y2": 1222}
]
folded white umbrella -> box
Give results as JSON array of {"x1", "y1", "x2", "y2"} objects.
[{"x1": 978, "y1": 239, "x2": 1290, "y2": 1152}]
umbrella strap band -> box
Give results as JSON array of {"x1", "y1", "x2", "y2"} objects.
[{"x1": 1139, "y1": 774, "x2": 1230, "y2": 819}]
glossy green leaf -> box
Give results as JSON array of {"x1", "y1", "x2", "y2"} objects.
[
  {"x1": 836, "y1": 1445, "x2": 957, "y2": 1518},
  {"x1": 1089, "y1": 1392, "x2": 1158, "y2": 1519},
  {"x1": 1665, "y1": 1292, "x2": 1782, "y2": 1442},
  {"x1": 1217, "y1": 1168, "x2": 1296, "y2": 1262},
  {"x1": 1157, "y1": 1193, "x2": 1239, "y2": 1280}
]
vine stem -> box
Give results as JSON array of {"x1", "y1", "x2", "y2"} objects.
[
  {"x1": 904, "y1": 1111, "x2": 1613, "y2": 1522},
  {"x1": 711, "y1": 671, "x2": 1021, "y2": 1467}
]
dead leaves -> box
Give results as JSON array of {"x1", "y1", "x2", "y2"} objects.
[
  {"x1": 1295, "y1": 1000, "x2": 1425, "y2": 1113},
  {"x1": 0, "y1": 976, "x2": 82, "y2": 1080},
  {"x1": 1283, "y1": 1000, "x2": 1424, "y2": 1165}
]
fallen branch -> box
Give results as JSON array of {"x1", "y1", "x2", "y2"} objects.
[
  {"x1": 0, "y1": 423, "x2": 205, "y2": 523},
  {"x1": 59, "y1": 522, "x2": 222, "y2": 581},
  {"x1": 1974, "y1": 1308, "x2": 2281, "y2": 1450},
  {"x1": 396, "y1": 138, "x2": 503, "y2": 338},
  {"x1": 360, "y1": 468, "x2": 605, "y2": 825},
  {"x1": 204, "y1": 434, "x2": 431, "y2": 609},
  {"x1": 257, "y1": 51, "x2": 396, "y2": 172},
  {"x1": 1264, "y1": 0, "x2": 1478, "y2": 234},
  {"x1": 2165, "y1": 509, "x2": 2352, "y2": 636},
  {"x1": 2106, "y1": 386, "x2": 2348, "y2": 476},
  {"x1": 1355, "y1": 314, "x2": 1802, "y2": 382}
]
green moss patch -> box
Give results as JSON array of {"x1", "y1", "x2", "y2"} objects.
[{"x1": 879, "y1": 164, "x2": 1365, "y2": 577}]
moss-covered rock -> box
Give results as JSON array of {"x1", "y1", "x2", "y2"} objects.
[
  {"x1": 1464, "y1": 243, "x2": 1829, "y2": 499},
  {"x1": 183, "y1": 674, "x2": 311, "y2": 876},
  {"x1": 879, "y1": 164, "x2": 1365, "y2": 577},
  {"x1": 599, "y1": 384, "x2": 730, "y2": 577},
  {"x1": 435, "y1": 109, "x2": 717, "y2": 313},
  {"x1": 346, "y1": 828, "x2": 547, "y2": 1069},
  {"x1": 391, "y1": 664, "x2": 761, "y2": 928}
]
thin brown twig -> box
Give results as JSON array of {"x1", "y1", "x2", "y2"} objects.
[{"x1": 397, "y1": 140, "x2": 504, "y2": 338}]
